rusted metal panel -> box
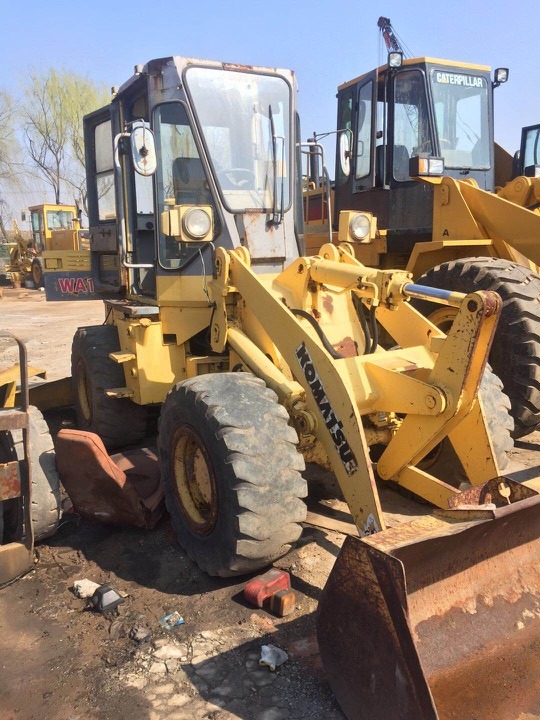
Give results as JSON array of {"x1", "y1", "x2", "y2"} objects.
[
  {"x1": 317, "y1": 495, "x2": 540, "y2": 720},
  {"x1": 0, "y1": 461, "x2": 21, "y2": 500}
]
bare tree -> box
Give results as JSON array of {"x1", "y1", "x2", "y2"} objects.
[
  {"x1": 23, "y1": 70, "x2": 68, "y2": 203},
  {"x1": 23, "y1": 69, "x2": 108, "y2": 209},
  {"x1": 61, "y1": 72, "x2": 109, "y2": 214},
  {"x1": 0, "y1": 89, "x2": 22, "y2": 237}
]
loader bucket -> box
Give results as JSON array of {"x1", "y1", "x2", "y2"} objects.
[{"x1": 317, "y1": 497, "x2": 540, "y2": 720}]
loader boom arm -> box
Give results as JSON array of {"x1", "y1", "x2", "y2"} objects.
[{"x1": 210, "y1": 244, "x2": 504, "y2": 536}]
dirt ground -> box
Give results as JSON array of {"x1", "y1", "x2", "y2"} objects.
[{"x1": 0, "y1": 289, "x2": 539, "y2": 720}]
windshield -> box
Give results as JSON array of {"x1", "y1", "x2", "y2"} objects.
[
  {"x1": 46, "y1": 210, "x2": 74, "y2": 230},
  {"x1": 185, "y1": 67, "x2": 291, "y2": 213},
  {"x1": 429, "y1": 69, "x2": 490, "y2": 169}
]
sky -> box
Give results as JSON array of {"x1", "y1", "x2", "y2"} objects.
[{"x1": 1, "y1": 0, "x2": 538, "y2": 215}]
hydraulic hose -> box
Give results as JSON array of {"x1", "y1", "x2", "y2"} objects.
[{"x1": 290, "y1": 309, "x2": 344, "y2": 360}]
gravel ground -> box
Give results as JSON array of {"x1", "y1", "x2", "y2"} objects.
[{"x1": 0, "y1": 288, "x2": 538, "y2": 720}]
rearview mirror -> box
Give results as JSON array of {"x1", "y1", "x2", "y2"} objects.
[
  {"x1": 130, "y1": 122, "x2": 157, "y2": 176},
  {"x1": 339, "y1": 131, "x2": 351, "y2": 177}
]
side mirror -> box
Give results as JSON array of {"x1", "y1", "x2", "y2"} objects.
[
  {"x1": 20, "y1": 210, "x2": 26, "y2": 222},
  {"x1": 130, "y1": 122, "x2": 157, "y2": 176},
  {"x1": 339, "y1": 131, "x2": 351, "y2": 177}
]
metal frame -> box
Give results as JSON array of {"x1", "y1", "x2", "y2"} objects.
[{"x1": 0, "y1": 333, "x2": 34, "y2": 588}]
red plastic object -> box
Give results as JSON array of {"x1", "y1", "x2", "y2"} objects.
[{"x1": 244, "y1": 569, "x2": 291, "y2": 608}]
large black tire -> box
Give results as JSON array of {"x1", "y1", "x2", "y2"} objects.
[
  {"x1": 1, "y1": 406, "x2": 61, "y2": 543},
  {"x1": 71, "y1": 325, "x2": 147, "y2": 450},
  {"x1": 158, "y1": 373, "x2": 307, "y2": 577},
  {"x1": 422, "y1": 366, "x2": 514, "y2": 488},
  {"x1": 31, "y1": 258, "x2": 44, "y2": 288},
  {"x1": 414, "y1": 258, "x2": 540, "y2": 438}
]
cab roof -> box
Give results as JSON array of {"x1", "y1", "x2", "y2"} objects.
[{"x1": 338, "y1": 57, "x2": 491, "y2": 91}]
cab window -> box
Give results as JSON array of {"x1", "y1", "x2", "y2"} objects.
[
  {"x1": 356, "y1": 81, "x2": 373, "y2": 179},
  {"x1": 430, "y1": 70, "x2": 490, "y2": 169},
  {"x1": 154, "y1": 102, "x2": 218, "y2": 270},
  {"x1": 336, "y1": 88, "x2": 353, "y2": 187},
  {"x1": 94, "y1": 120, "x2": 116, "y2": 221},
  {"x1": 393, "y1": 70, "x2": 432, "y2": 181}
]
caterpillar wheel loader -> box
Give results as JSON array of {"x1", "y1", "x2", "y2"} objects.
[
  {"x1": 65, "y1": 56, "x2": 539, "y2": 719},
  {"x1": 304, "y1": 39, "x2": 540, "y2": 440}
]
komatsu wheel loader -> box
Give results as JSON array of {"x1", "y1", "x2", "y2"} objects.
[
  {"x1": 62, "y1": 56, "x2": 539, "y2": 719},
  {"x1": 304, "y1": 28, "x2": 540, "y2": 441},
  {"x1": 7, "y1": 204, "x2": 92, "y2": 290}
]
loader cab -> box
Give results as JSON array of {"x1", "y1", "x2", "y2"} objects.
[
  {"x1": 84, "y1": 57, "x2": 304, "y2": 304},
  {"x1": 334, "y1": 58, "x2": 495, "y2": 251},
  {"x1": 515, "y1": 123, "x2": 540, "y2": 177},
  {"x1": 29, "y1": 204, "x2": 77, "y2": 253}
]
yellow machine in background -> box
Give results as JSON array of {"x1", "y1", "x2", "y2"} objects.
[
  {"x1": 6, "y1": 203, "x2": 89, "y2": 288},
  {"x1": 304, "y1": 35, "x2": 540, "y2": 441}
]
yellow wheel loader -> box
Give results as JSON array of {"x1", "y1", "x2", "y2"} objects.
[
  {"x1": 304, "y1": 51, "x2": 540, "y2": 441},
  {"x1": 62, "y1": 56, "x2": 539, "y2": 719},
  {"x1": 8, "y1": 204, "x2": 95, "y2": 295}
]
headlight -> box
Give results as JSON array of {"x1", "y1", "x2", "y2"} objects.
[
  {"x1": 182, "y1": 208, "x2": 212, "y2": 239},
  {"x1": 349, "y1": 213, "x2": 371, "y2": 241},
  {"x1": 409, "y1": 155, "x2": 445, "y2": 177},
  {"x1": 494, "y1": 67, "x2": 509, "y2": 85},
  {"x1": 388, "y1": 51, "x2": 403, "y2": 68}
]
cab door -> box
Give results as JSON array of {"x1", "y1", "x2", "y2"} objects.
[{"x1": 353, "y1": 70, "x2": 377, "y2": 193}]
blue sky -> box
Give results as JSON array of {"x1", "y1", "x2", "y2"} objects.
[{"x1": 1, "y1": 0, "x2": 538, "y2": 209}]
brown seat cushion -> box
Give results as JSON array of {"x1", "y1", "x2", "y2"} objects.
[{"x1": 55, "y1": 429, "x2": 163, "y2": 529}]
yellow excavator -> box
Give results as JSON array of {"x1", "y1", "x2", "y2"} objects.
[{"x1": 41, "y1": 56, "x2": 540, "y2": 719}]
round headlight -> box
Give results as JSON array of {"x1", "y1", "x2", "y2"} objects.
[
  {"x1": 182, "y1": 208, "x2": 212, "y2": 239},
  {"x1": 349, "y1": 213, "x2": 371, "y2": 241}
]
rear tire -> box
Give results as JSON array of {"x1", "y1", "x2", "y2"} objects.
[
  {"x1": 31, "y1": 259, "x2": 44, "y2": 288},
  {"x1": 158, "y1": 372, "x2": 307, "y2": 577},
  {"x1": 71, "y1": 325, "x2": 147, "y2": 450},
  {"x1": 414, "y1": 258, "x2": 540, "y2": 438},
  {"x1": 1, "y1": 406, "x2": 61, "y2": 543}
]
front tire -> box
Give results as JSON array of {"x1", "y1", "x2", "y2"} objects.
[
  {"x1": 158, "y1": 373, "x2": 307, "y2": 577},
  {"x1": 414, "y1": 258, "x2": 540, "y2": 438},
  {"x1": 1, "y1": 406, "x2": 61, "y2": 543},
  {"x1": 31, "y1": 259, "x2": 43, "y2": 288},
  {"x1": 71, "y1": 326, "x2": 147, "y2": 450},
  {"x1": 420, "y1": 366, "x2": 514, "y2": 488}
]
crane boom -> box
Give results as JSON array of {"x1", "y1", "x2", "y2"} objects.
[{"x1": 377, "y1": 16, "x2": 402, "y2": 53}]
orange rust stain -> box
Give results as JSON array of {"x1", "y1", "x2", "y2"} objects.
[
  {"x1": 332, "y1": 336, "x2": 358, "y2": 358},
  {"x1": 0, "y1": 461, "x2": 21, "y2": 501},
  {"x1": 322, "y1": 294, "x2": 334, "y2": 315}
]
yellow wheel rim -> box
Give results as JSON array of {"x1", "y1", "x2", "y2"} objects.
[
  {"x1": 32, "y1": 263, "x2": 41, "y2": 285},
  {"x1": 426, "y1": 305, "x2": 458, "y2": 334},
  {"x1": 171, "y1": 425, "x2": 217, "y2": 535}
]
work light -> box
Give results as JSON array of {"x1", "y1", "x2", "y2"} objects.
[{"x1": 183, "y1": 208, "x2": 212, "y2": 239}]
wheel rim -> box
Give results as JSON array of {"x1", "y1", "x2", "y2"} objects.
[
  {"x1": 171, "y1": 425, "x2": 218, "y2": 535},
  {"x1": 76, "y1": 359, "x2": 92, "y2": 424},
  {"x1": 32, "y1": 263, "x2": 41, "y2": 285},
  {"x1": 426, "y1": 306, "x2": 457, "y2": 334}
]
